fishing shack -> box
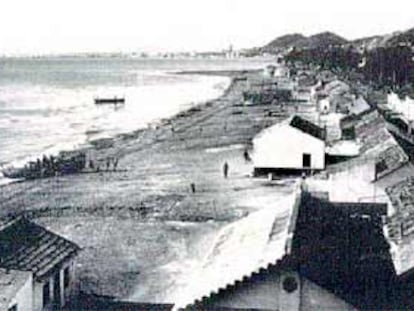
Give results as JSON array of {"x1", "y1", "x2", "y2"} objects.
[{"x1": 252, "y1": 115, "x2": 326, "y2": 176}]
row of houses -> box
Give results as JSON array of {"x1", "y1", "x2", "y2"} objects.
[{"x1": 175, "y1": 101, "x2": 414, "y2": 310}]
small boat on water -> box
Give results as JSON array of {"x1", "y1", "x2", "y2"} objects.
[{"x1": 94, "y1": 97, "x2": 125, "y2": 105}]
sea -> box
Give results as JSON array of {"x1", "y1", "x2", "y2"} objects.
[{"x1": 0, "y1": 57, "x2": 273, "y2": 184}]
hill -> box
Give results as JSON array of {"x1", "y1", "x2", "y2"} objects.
[
  {"x1": 352, "y1": 28, "x2": 414, "y2": 50},
  {"x1": 259, "y1": 26, "x2": 414, "y2": 55},
  {"x1": 261, "y1": 33, "x2": 307, "y2": 52},
  {"x1": 306, "y1": 32, "x2": 348, "y2": 49},
  {"x1": 261, "y1": 31, "x2": 348, "y2": 53}
]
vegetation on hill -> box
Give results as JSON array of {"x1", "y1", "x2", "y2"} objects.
[
  {"x1": 261, "y1": 31, "x2": 348, "y2": 53},
  {"x1": 285, "y1": 44, "x2": 414, "y2": 93},
  {"x1": 262, "y1": 33, "x2": 308, "y2": 52}
]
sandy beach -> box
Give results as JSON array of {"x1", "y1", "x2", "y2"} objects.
[{"x1": 0, "y1": 70, "x2": 302, "y2": 302}]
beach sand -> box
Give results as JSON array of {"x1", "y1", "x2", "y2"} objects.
[{"x1": 0, "y1": 71, "x2": 301, "y2": 302}]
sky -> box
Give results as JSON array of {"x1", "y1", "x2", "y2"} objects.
[{"x1": 0, "y1": 0, "x2": 413, "y2": 55}]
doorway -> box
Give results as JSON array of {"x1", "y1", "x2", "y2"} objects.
[
  {"x1": 53, "y1": 272, "x2": 61, "y2": 307},
  {"x1": 303, "y1": 153, "x2": 311, "y2": 168}
]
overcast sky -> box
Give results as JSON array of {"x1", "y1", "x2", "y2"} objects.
[{"x1": 0, "y1": 0, "x2": 413, "y2": 55}]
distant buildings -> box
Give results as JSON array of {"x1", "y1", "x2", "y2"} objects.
[
  {"x1": 263, "y1": 64, "x2": 276, "y2": 77},
  {"x1": 0, "y1": 217, "x2": 80, "y2": 311}
]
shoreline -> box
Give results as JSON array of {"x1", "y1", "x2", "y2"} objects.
[
  {"x1": 0, "y1": 70, "x2": 237, "y2": 187},
  {"x1": 173, "y1": 68, "x2": 261, "y2": 77}
]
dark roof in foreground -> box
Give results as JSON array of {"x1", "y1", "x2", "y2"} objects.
[
  {"x1": 290, "y1": 115, "x2": 326, "y2": 141},
  {"x1": 184, "y1": 192, "x2": 394, "y2": 310},
  {"x1": 0, "y1": 217, "x2": 80, "y2": 280}
]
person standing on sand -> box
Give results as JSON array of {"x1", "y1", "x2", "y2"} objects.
[
  {"x1": 89, "y1": 160, "x2": 94, "y2": 171},
  {"x1": 113, "y1": 158, "x2": 119, "y2": 171},
  {"x1": 223, "y1": 162, "x2": 229, "y2": 179},
  {"x1": 243, "y1": 149, "x2": 251, "y2": 162}
]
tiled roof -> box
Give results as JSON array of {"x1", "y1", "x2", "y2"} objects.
[
  {"x1": 187, "y1": 255, "x2": 296, "y2": 311},
  {"x1": 0, "y1": 217, "x2": 80, "y2": 280},
  {"x1": 174, "y1": 191, "x2": 301, "y2": 310},
  {"x1": 290, "y1": 115, "x2": 326, "y2": 141},
  {"x1": 0, "y1": 268, "x2": 32, "y2": 310}
]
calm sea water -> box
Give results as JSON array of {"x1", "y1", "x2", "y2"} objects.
[{"x1": 0, "y1": 57, "x2": 272, "y2": 179}]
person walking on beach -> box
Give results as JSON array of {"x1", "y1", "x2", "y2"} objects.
[
  {"x1": 243, "y1": 149, "x2": 251, "y2": 162},
  {"x1": 113, "y1": 158, "x2": 119, "y2": 171},
  {"x1": 223, "y1": 161, "x2": 229, "y2": 179}
]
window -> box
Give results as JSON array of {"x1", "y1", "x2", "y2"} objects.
[
  {"x1": 64, "y1": 267, "x2": 70, "y2": 288},
  {"x1": 43, "y1": 281, "x2": 50, "y2": 307},
  {"x1": 342, "y1": 126, "x2": 356, "y2": 140},
  {"x1": 302, "y1": 153, "x2": 311, "y2": 168},
  {"x1": 8, "y1": 305, "x2": 17, "y2": 311}
]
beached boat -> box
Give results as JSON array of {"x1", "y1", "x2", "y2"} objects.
[
  {"x1": 94, "y1": 97, "x2": 125, "y2": 105},
  {"x1": 2, "y1": 151, "x2": 86, "y2": 180}
]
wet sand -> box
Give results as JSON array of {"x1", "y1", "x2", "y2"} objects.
[{"x1": 0, "y1": 71, "x2": 301, "y2": 302}]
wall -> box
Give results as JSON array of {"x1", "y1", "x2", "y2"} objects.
[
  {"x1": 301, "y1": 278, "x2": 356, "y2": 311},
  {"x1": 7, "y1": 274, "x2": 33, "y2": 311},
  {"x1": 33, "y1": 280, "x2": 44, "y2": 311},
  {"x1": 205, "y1": 271, "x2": 354, "y2": 311},
  {"x1": 62, "y1": 259, "x2": 77, "y2": 306},
  {"x1": 253, "y1": 125, "x2": 325, "y2": 170}
]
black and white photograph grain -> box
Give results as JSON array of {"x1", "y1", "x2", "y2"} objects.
[{"x1": 1, "y1": 1, "x2": 414, "y2": 310}]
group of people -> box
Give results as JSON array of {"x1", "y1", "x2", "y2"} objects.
[{"x1": 88, "y1": 157, "x2": 119, "y2": 172}]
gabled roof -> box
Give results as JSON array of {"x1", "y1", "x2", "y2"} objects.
[
  {"x1": 0, "y1": 217, "x2": 80, "y2": 280},
  {"x1": 290, "y1": 115, "x2": 326, "y2": 141}
]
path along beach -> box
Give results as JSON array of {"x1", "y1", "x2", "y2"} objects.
[{"x1": 0, "y1": 69, "x2": 305, "y2": 303}]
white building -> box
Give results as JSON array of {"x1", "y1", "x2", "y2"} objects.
[
  {"x1": 318, "y1": 97, "x2": 331, "y2": 114},
  {"x1": 252, "y1": 116, "x2": 326, "y2": 176},
  {"x1": 0, "y1": 269, "x2": 33, "y2": 311},
  {"x1": 274, "y1": 65, "x2": 290, "y2": 78}
]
